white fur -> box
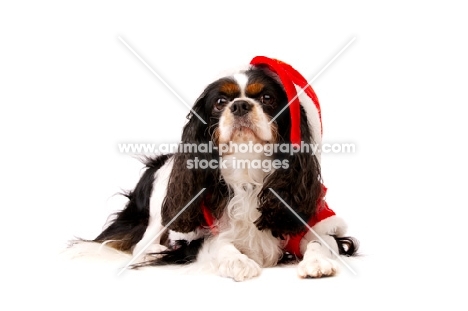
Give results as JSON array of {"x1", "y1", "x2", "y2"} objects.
[
  {"x1": 196, "y1": 153, "x2": 282, "y2": 280},
  {"x1": 168, "y1": 228, "x2": 208, "y2": 245},
  {"x1": 295, "y1": 85, "x2": 322, "y2": 163},
  {"x1": 233, "y1": 73, "x2": 249, "y2": 96},
  {"x1": 132, "y1": 157, "x2": 173, "y2": 262}
]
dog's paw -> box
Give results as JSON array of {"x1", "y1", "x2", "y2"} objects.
[
  {"x1": 218, "y1": 254, "x2": 261, "y2": 282},
  {"x1": 297, "y1": 254, "x2": 338, "y2": 278}
]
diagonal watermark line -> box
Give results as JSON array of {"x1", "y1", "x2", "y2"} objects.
[
  {"x1": 268, "y1": 188, "x2": 357, "y2": 275},
  {"x1": 269, "y1": 37, "x2": 356, "y2": 124},
  {"x1": 117, "y1": 188, "x2": 206, "y2": 276},
  {"x1": 118, "y1": 36, "x2": 207, "y2": 124}
]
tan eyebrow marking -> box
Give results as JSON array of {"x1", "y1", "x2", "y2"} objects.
[
  {"x1": 219, "y1": 82, "x2": 241, "y2": 97},
  {"x1": 245, "y1": 83, "x2": 264, "y2": 96}
]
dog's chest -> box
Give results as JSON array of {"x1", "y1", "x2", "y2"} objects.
[{"x1": 218, "y1": 184, "x2": 281, "y2": 266}]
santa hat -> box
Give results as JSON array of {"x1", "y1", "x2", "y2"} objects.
[{"x1": 250, "y1": 56, "x2": 323, "y2": 162}]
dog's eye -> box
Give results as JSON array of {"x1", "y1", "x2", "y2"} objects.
[
  {"x1": 214, "y1": 97, "x2": 228, "y2": 111},
  {"x1": 260, "y1": 94, "x2": 275, "y2": 106}
]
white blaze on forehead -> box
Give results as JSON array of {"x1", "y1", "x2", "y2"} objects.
[{"x1": 233, "y1": 73, "x2": 249, "y2": 97}]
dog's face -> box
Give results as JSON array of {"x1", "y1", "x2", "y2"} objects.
[{"x1": 202, "y1": 68, "x2": 289, "y2": 148}]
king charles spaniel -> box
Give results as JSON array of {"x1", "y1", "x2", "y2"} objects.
[{"x1": 91, "y1": 56, "x2": 358, "y2": 281}]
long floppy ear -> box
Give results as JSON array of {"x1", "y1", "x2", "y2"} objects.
[
  {"x1": 256, "y1": 105, "x2": 323, "y2": 237},
  {"x1": 161, "y1": 89, "x2": 229, "y2": 233}
]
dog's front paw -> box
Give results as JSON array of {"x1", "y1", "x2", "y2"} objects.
[
  {"x1": 218, "y1": 254, "x2": 261, "y2": 282},
  {"x1": 297, "y1": 254, "x2": 338, "y2": 278}
]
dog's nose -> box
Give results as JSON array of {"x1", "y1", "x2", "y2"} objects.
[{"x1": 230, "y1": 100, "x2": 253, "y2": 116}]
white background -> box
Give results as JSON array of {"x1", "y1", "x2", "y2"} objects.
[{"x1": 1, "y1": 1, "x2": 467, "y2": 309}]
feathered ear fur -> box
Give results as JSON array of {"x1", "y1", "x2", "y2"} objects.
[
  {"x1": 161, "y1": 88, "x2": 229, "y2": 233},
  {"x1": 256, "y1": 105, "x2": 323, "y2": 237}
]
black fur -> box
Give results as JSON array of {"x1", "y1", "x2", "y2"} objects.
[
  {"x1": 93, "y1": 154, "x2": 171, "y2": 251},
  {"x1": 278, "y1": 236, "x2": 360, "y2": 264},
  {"x1": 255, "y1": 108, "x2": 323, "y2": 237},
  {"x1": 132, "y1": 239, "x2": 205, "y2": 268},
  {"x1": 160, "y1": 79, "x2": 232, "y2": 233},
  {"x1": 335, "y1": 236, "x2": 360, "y2": 256}
]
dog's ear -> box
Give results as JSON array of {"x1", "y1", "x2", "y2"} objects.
[
  {"x1": 161, "y1": 90, "x2": 228, "y2": 233},
  {"x1": 256, "y1": 106, "x2": 323, "y2": 237}
]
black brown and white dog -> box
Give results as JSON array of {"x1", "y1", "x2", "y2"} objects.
[{"x1": 90, "y1": 56, "x2": 358, "y2": 281}]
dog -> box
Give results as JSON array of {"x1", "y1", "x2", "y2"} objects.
[{"x1": 91, "y1": 56, "x2": 358, "y2": 281}]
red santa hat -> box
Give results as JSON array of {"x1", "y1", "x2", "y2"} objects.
[{"x1": 250, "y1": 56, "x2": 323, "y2": 162}]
